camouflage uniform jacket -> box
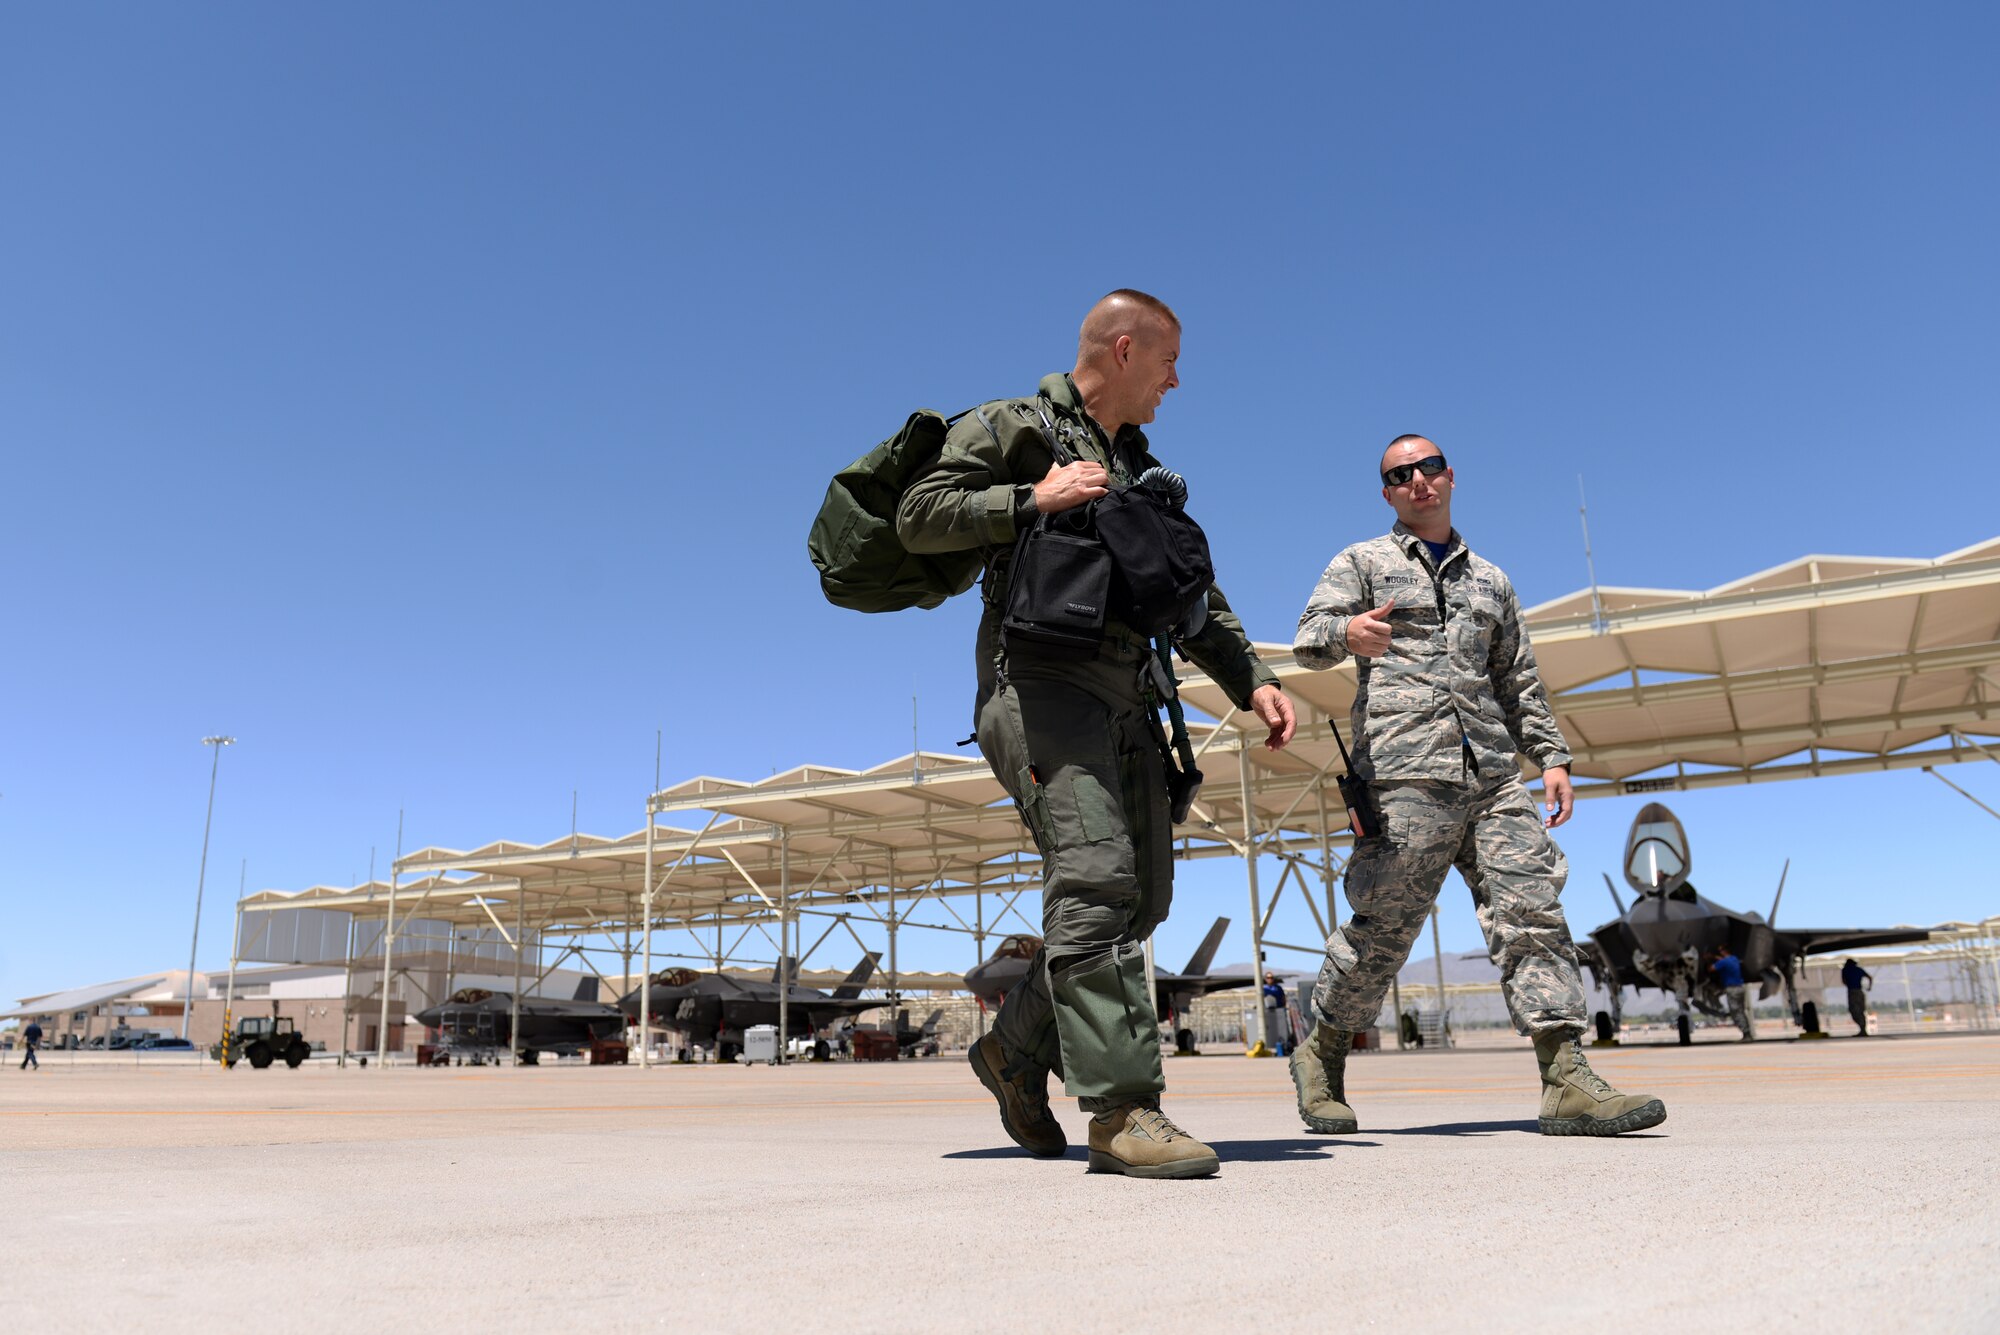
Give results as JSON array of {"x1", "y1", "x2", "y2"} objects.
[
  {"x1": 896, "y1": 372, "x2": 1277, "y2": 709},
  {"x1": 1293, "y1": 523, "x2": 1572, "y2": 780}
]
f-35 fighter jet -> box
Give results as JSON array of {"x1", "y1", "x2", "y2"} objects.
[
  {"x1": 963, "y1": 917, "x2": 1250, "y2": 1054},
  {"x1": 412, "y1": 977, "x2": 628, "y2": 1064},
  {"x1": 1577, "y1": 802, "x2": 1934, "y2": 1044},
  {"x1": 618, "y1": 954, "x2": 883, "y2": 1062}
]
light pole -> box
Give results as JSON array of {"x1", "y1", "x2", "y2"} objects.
[{"x1": 182, "y1": 736, "x2": 235, "y2": 1039}]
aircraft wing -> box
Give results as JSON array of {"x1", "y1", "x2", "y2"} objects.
[
  {"x1": 1579, "y1": 924, "x2": 1647, "y2": 991},
  {"x1": 804, "y1": 995, "x2": 884, "y2": 1015},
  {"x1": 1584, "y1": 924, "x2": 1638, "y2": 972},
  {"x1": 1775, "y1": 927, "x2": 1936, "y2": 956},
  {"x1": 1154, "y1": 970, "x2": 1255, "y2": 1021}
]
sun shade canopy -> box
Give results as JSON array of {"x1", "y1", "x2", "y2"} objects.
[{"x1": 244, "y1": 539, "x2": 2000, "y2": 942}]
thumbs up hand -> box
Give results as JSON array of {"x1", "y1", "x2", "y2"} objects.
[{"x1": 1346, "y1": 598, "x2": 1397, "y2": 658}]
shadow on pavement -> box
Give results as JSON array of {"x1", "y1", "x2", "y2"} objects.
[
  {"x1": 942, "y1": 1139, "x2": 1380, "y2": 1162},
  {"x1": 1370, "y1": 1118, "x2": 1539, "y2": 1137},
  {"x1": 1207, "y1": 1138, "x2": 1379, "y2": 1160}
]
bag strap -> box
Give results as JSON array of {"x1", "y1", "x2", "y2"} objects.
[
  {"x1": 1030, "y1": 401, "x2": 1079, "y2": 467},
  {"x1": 1153, "y1": 640, "x2": 1200, "y2": 776}
]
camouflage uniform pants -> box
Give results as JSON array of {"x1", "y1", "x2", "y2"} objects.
[
  {"x1": 978, "y1": 640, "x2": 1170, "y2": 1112},
  {"x1": 1724, "y1": 985, "x2": 1754, "y2": 1038},
  {"x1": 1311, "y1": 774, "x2": 1587, "y2": 1037}
]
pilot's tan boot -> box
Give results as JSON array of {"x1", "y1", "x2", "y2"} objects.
[
  {"x1": 968, "y1": 1033, "x2": 1066, "y2": 1158},
  {"x1": 1086, "y1": 1102, "x2": 1220, "y2": 1179},
  {"x1": 1290, "y1": 1020, "x2": 1359, "y2": 1134},
  {"x1": 1535, "y1": 1030, "x2": 1667, "y2": 1136}
]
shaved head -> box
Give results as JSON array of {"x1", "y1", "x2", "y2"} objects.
[
  {"x1": 1068, "y1": 288, "x2": 1182, "y2": 436},
  {"x1": 1078, "y1": 289, "x2": 1180, "y2": 365},
  {"x1": 1381, "y1": 433, "x2": 1437, "y2": 474}
]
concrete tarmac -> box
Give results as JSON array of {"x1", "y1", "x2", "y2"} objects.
[{"x1": 5, "y1": 1034, "x2": 1996, "y2": 1333}]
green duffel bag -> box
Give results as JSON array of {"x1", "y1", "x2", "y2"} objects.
[{"x1": 809, "y1": 409, "x2": 983, "y2": 612}]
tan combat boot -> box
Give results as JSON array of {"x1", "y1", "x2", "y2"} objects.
[
  {"x1": 1534, "y1": 1030, "x2": 1667, "y2": 1136},
  {"x1": 1290, "y1": 1020, "x2": 1359, "y2": 1134},
  {"x1": 1087, "y1": 1102, "x2": 1220, "y2": 1179},
  {"x1": 968, "y1": 1033, "x2": 1066, "y2": 1158}
]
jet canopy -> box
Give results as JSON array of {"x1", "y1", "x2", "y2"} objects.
[{"x1": 1623, "y1": 802, "x2": 1692, "y2": 897}]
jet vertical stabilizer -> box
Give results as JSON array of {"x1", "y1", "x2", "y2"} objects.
[
  {"x1": 829, "y1": 953, "x2": 882, "y2": 1000},
  {"x1": 1181, "y1": 917, "x2": 1231, "y2": 977},
  {"x1": 1602, "y1": 872, "x2": 1627, "y2": 916},
  {"x1": 1768, "y1": 859, "x2": 1790, "y2": 926}
]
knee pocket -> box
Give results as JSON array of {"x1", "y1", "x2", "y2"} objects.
[{"x1": 1038, "y1": 769, "x2": 1138, "y2": 899}]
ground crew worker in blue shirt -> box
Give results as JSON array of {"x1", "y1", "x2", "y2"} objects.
[
  {"x1": 1262, "y1": 971, "x2": 1294, "y2": 1055},
  {"x1": 1842, "y1": 958, "x2": 1874, "y2": 1035},
  {"x1": 1710, "y1": 948, "x2": 1754, "y2": 1040}
]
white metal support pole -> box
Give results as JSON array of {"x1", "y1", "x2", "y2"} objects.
[
  {"x1": 338, "y1": 911, "x2": 356, "y2": 1068},
  {"x1": 1314, "y1": 784, "x2": 1338, "y2": 932},
  {"x1": 1430, "y1": 906, "x2": 1450, "y2": 1049},
  {"x1": 777, "y1": 830, "x2": 790, "y2": 1065},
  {"x1": 640, "y1": 808, "x2": 655, "y2": 1068},
  {"x1": 1989, "y1": 937, "x2": 2000, "y2": 1032},
  {"x1": 218, "y1": 876, "x2": 244, "y2": 1070},
  {"x1": 376, "y1": 811, "x2": 402, "y2": 1067},
  {"x1": 376, "y1": 878, "x2": 395, "y2": 1065},
  {"x1": 442, "y1": 925, "x2": 457, "y2": 1044},
  {"x1": 974, "y1": 882, "x2": 988, "y2": 1037},
  {"x1": 1238, "y1": 747, "x2": 1272, "y2": 1049},
  {"x1": 182, "y1": 736, "x2": 234, "y2": 1038},
  {"x1": 619, "y1": 900, "x2": 633, "y2": 1022},
  {"x1": 887, "y1": 847, "x2": 900, "y2": 1027},
  {"x1": 510, "y1": 882, "x2": 527, "y2": 1066}
]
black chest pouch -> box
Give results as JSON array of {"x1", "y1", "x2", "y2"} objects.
[{"x1": 1002, "y1": 508, "x2": 1111, "y2": 660}]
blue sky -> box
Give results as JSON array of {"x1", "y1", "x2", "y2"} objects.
[{"x1": 4, "y1": 4, "x2": 1997, "y2": 1003}]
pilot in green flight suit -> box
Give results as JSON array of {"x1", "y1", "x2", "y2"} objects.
[{"x1": 897, "y1": 290, "x2": 1295, "y2": 1178}]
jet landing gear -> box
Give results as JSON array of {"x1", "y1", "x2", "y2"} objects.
[
  {"x1": 1799, "y1": 1001, "x2": 1827, "y2": 1040},
  {"x1": 1783, "y1": 963, "x2": 1829, "y2": 1040}
]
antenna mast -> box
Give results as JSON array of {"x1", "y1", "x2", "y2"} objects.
[{"x1": 1578, "y1": 475, "x2": 1608, "y2": 635}]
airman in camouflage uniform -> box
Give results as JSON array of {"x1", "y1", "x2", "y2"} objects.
[
  {"x1": 1288, "y1": 435, "x2": 1665, "y2": 1138},
  {"x1": 898, "y1": 290, "x2": 1297, "y2": 1178}
]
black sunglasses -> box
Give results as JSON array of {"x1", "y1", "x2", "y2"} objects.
[{"x1": 1382, "y1": 454, "x2": 1448, "y2": 487}]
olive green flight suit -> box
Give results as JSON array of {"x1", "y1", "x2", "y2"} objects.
[{"x1": 898, "y1": 373, "x2": 1275, "y2": 1109}]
